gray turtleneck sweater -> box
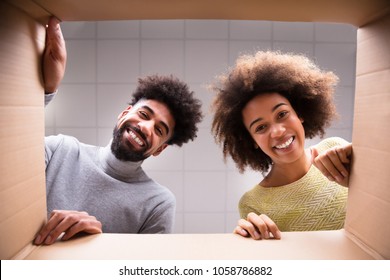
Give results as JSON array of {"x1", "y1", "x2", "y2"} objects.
[{"x1": 44, "y1": 94, "x2": 175, "y2": 234}]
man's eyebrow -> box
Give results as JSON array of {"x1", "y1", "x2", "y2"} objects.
[
  {"x1": 248, "y1": 102, "x2": 287, "y2": 130},
  {"x1": 140, "y1": 105, "x2": 170, "y2": 135}
]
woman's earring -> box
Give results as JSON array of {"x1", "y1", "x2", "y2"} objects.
[{"x1": 254, "y1": 143, "x2": 259, "y2": 149}]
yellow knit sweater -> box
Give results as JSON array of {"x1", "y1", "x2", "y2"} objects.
[{"x1": 239, "y1": 137, "x2": 349, "y2": 231}]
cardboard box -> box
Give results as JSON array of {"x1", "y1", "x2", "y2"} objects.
[{"x1": 1, "y1": 0, "x2": 389, "y2": 260}]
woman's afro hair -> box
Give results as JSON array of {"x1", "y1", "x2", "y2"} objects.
[{"x1": 211, "y1": 51, "x2": 339, "y2": 173}]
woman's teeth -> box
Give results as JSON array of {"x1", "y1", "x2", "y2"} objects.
[{"x1": 275, "y1": 137, "x2": 293, "y2": 149}]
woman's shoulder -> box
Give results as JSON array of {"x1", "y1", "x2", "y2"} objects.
[
  {"x1": 313, "y1": 137, "x2": 350, "y2": 154},
  {"x1": 239, "y1": 184, "x2": 260, "y2": 202}
]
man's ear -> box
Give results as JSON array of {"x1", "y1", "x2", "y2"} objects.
[
  {"x1": 152, "y1": 143, "x2": 168, "y2": 157},
  {"x1": 117, "y1": 106, "x2": 132, "y2": 120}
]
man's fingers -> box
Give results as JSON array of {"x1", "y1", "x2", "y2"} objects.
[
  {"x1": 38, "y1": 211, "x2": 80, "y2": 245},
  {"x1": 61, "y1": 218, "x2": 102, "y2": 241},
  {"x1": 46, "y1": 17, "x2": 62, "y2": 40},
  {"x1": 45, "y1": 17, "x2": 66, "y2": 60},
  {"x1": 34, "y1": 210, "x2": 102, "y2": 245},
  {"x1": 43, "y1": 16, "x2": 67, "y2": 93}
]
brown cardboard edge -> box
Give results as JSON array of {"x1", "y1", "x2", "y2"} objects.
[
  {"x1": 359, "y1": 5, "x2": 390, "y2": 27},
  {"x1": 11, "y1": 243, "x2": 40, "y2": 260},
  {"x1": 6, "y1": 0, "x2": 50, "y2": 25},
  {"x1": 344, "y1": 230, "x2": 385, "y2": 260},
  {"x1": 20, "y1": 0, "x2": 390, "y2": 27},
  {"x1": 0, "y1": 0, "x2": 47, "y2": 260},
  {"x1": 1, "y1": 0, "x2": 388, "y2": 261},
  {"x1": 21, "y1": 231, "x2": 374, "y2": 260}
]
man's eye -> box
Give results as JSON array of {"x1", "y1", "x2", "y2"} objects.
[
  {"x1": 139, "y1": 111, "x2": 148, "y2": 119},
  {"x1": 155, "y1": 126, "x2": 165, "y2": 136}
]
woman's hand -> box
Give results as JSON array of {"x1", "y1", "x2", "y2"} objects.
[
  {"x1": 234, "y1": 213, "x2": 281, "y2": 240},
  {"x1": 311, "y1": 143, "x2": 352, "y2": 187}
]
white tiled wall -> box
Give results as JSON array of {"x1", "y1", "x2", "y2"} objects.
[{"x1": 45, "y1": 20, "x2": 357, "y2": 233}]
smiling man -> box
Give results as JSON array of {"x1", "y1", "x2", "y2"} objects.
[
  {"x1": 35, "y1": 18, "x2": 203, "y2": 246},
  {"x1": 112, "y1": 99, "x2": 175, "y2": 162}
]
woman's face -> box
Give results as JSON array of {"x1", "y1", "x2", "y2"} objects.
[{"x1": 242, "y1": 92, "x2": 306, "y2": 167}]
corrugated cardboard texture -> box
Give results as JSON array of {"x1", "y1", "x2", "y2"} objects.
[
  {"x1": 0, "y1": 1, "x2": 47, "y2": 259},
  {"x1": 23, "y1": 232, "x2": 373, "y2": 260},
  {"x1": 32, "y1": 0, "x2": 389, "y2": 27},
  {"x1": 346, "y1": 12, "x2": 390, "y2": 259},
  {"x1": 0, "y1": 0, "x2": 389, "y2": 260}
]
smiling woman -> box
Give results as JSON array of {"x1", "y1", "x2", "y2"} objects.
[{"x1": 211, "y1": 50, "x2": 352, "y2": 240}]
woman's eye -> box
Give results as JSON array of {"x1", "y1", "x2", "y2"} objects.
[
  {"x1": 278, "y1": 111, "x2": 288, "y2": 119},
  {"x1": 255, "y1": 125, "x2": 266, "y2": 133}
]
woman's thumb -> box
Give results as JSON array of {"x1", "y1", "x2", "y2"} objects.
[{"x1": 311, "y1": 147, "x2": 319, "y2": 162}]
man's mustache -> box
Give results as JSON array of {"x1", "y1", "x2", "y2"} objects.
[{"x1": 123, "y1": 123, "x2": 150, "y2": 149}]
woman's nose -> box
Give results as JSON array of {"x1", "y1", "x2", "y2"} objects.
[{"x1": 270, "y1": 123, "x2": 286, "y2": 138}]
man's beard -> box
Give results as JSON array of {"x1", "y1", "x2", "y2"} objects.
[{"x1": 111, "y1": 124, "x2": 149, "y2": 162}]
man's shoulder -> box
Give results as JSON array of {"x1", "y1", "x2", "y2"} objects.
[
  {"x1": 45, "y1": 134, "x2": 78, "y2": 143},
  {"x1": 45, "y1": 134, "x2": 98, "y2": 154},
  {"x1": 148, "y1": 179, "x2": 176, "y2": 203}
]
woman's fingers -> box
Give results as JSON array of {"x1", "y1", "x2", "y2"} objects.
[{"x1": 234, "y1": 213, "x2": 281, "y2": 240}]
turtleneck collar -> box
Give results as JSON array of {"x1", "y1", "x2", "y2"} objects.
[{"x1": 98, "y1": 140, "x2": 149, "y2": 183}]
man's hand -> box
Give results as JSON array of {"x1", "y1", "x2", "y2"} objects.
[
  {"x1": 311, "y1": 143, "x2": 352, "y2": 187},
  {"x1": 34, "y1": 210, "x2": 102, "y2": 245},
  {"x1": 233, "y1": 213, "x2": 281, "y2": 240},
  {"x1": 43, "y1": 17, "x2": 67, "y2": 93}
]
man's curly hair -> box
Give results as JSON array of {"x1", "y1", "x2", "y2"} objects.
[
  {"x1": 130, "y1": 75, "x2": 203, "y2": 146},
  {"x1": 211, "y1": 51, "x2": 339, "y2": 173}
]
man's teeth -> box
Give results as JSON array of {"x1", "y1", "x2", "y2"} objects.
[
  {"x1": 275, "y1": 137, "x2": 293, "y2": 149},
  {"x1": 129, "y1": 131, "x2": 144, "y2": 146}
]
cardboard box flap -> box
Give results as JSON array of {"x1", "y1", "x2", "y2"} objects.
[
  {"x1": 22, "y1": 232, "x2": 374, "y2": 260},
  {"x1": 29, "y1": 0, "x2": 390, "y2": 26},
  {"x1": 1, "y1": 0, "x2": 390, "y2": 261},
  {"x1": 6, "y1": 0, "x2": 50, "y2": 25},
  {"x1": 346, "y1": 13, "x2": 390, "y2": 260},
  {"x1": 0, "y1": 0, "x2": 47, "y2": 260}
]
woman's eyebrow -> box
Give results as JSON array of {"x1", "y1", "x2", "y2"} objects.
[{"x1": 248, "y1": 102, "x2": 287, "y2": 130}]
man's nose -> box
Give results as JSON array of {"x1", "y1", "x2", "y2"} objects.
[{"x1": 138, "y1": 120, "x2": 153, "y2": 137}]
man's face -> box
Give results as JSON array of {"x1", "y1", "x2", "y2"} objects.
[{"x1": 111, "y1": 99, "x2": 175, "y2": 162}]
